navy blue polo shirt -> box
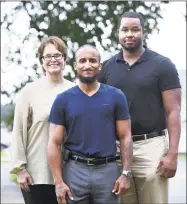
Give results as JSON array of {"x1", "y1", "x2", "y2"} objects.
[
  {"x1": 48, "y1": 84, "x2": 130, "y2": 157},
  {"x1": 98, "y1": 48, "x2": 181, "y2": 135}
]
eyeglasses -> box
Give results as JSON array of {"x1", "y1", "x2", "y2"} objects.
[{"x1": 42, "y1": 53, "x2": 64, "y2": 61}]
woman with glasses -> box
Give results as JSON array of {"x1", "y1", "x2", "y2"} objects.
[{"x1": 10, "y1": 36, "x2": 74, "y2": 204}]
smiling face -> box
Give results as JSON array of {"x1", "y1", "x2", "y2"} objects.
[
  {"x1": 42, "y1": 44, "x2": 65, "y2": 75},
  {"x1": 74, "y1": 46, "x2": 101, "y2": 84},
  {"x1": 119, "y1": 17, "x2": 146, "y2": 52}
]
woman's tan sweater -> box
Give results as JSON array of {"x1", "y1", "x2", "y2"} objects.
[{"x1": 10, "y1": 76, "x2": 75, "y2": 184}]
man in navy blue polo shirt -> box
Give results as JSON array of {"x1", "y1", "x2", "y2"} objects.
[
  {"x1": 47, "y1": 45, "x2": 132, "y2": 204},
  {"x1": 98, "y1": 12, "x2": 181, "y2": 204}
]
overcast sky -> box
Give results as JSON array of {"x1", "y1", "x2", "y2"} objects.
[{"x1": 147, "y1": 2, "x2": 186, "y2": 71}]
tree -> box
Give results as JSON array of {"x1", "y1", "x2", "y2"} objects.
[{"x1": 1, "y1": 1, "x2": 168, "y2": 129}]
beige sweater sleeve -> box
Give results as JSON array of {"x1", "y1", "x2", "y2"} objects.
[{"x1": 10, "y1": 85, "x2": 30, "y2": 174}]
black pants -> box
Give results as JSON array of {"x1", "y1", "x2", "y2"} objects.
[{"x1": 21, "y1": 184, "x2": 58, "y2": 204}]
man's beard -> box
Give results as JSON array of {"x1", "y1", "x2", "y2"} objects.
[
  {"x1": 77, "y1": 73, "x2": 99, "y2": 84},
  {"x1": 121, "y1": 39, "x2": 142, "y2": 52}
]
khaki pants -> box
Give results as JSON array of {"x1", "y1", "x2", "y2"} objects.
[{"x1": 117, "y1": 135, "x2": 169, "y2": 204}]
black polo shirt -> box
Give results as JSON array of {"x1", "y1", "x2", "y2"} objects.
[{"x1": 98, "y1": 48, "x2": 181, "y2": 135}]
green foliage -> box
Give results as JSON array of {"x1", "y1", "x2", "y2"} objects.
[
  {"x1": 1, "y1": 103, "x2": 15, "y2": 131},
  {"x1": 1, "y1": 151, "x2": 7, "y2": 159},
  {"x1": 10, "y1": 174, "x2": 18, "y2": 184},
  {"x1": 1, "y1": 1, "x2": 168, "y2": 129},
  {"x1": 22, "y1": 1, "x2": 166, "y2": 67}
]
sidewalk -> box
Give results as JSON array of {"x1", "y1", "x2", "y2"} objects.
[
  {"x1": 1, "y1": 152, "x2": 186, "y2": 203},
  {"x1": 1, "y1": 162, "x2": 24, "y2": 204}
]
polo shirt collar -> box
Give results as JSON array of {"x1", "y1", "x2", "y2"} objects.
[{"x1": 116, "y1": 47, "x2": 149, "y2": 63}]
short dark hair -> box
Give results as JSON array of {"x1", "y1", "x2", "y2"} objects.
[
  {"x1": 118, "y1": 11, "x2": 145, "y2": 30},
  {"x1": 75, "y1": 44, "x2": 101, "y2": 62}
]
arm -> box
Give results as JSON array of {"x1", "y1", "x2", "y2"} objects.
[
  {"x1": 10, "y1": 87, "x2": 34, "y2": 191},
  {"x1": 47, "y1": 123, "x2": 65, "y2": 185},
  {"x1": 116, "y1": 119, "x2": 132, "y2": 172},
  {"x1": 156, "y1": 58, "x2": 181, "y2": 178},
  {"x1": 157, "y1": 88, "x2": 181, "y2": 178},
  {"x1": 113, "y1": 119, "x2": 132, "y2": 195},
  {"x1": 10, "y1": 91, "x2": 27, "y2": 174},
  {"x1": 112, "y1": 90, "x2": 132, "y2": 195},
  {"x1": 162, "y1": 88, "x2": 181, "y2": 155},
  {"x1": 47, "y1": 94, "x2": 73, "y2": 204},
  {"x1": 48, "y1": 123, "x2": 73, "y2": 203}
]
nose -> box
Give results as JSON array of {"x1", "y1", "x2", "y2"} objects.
[
  {"x1": 126, "y1": 30, "x2": 134, "y2": 37},
  {"x1": 84, "y1": 61, "x2": 91, "y2": 68},
  {"x1": 50, "y1": 56, "x2": 57, "y2": 61}
]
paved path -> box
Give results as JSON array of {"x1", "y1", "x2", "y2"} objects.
[
  {"x1": 1, "y1": 121, "x2": 186, "y2": 203},
  {"x1": 168, "y1": 155, "x2": 186, "y2": 203},
  {"x1": 1, "y1": 162, "x2": 24, "y2": 204},
  {"x1": 1, "y1": 152, "x2": 186, "y2": 204}
]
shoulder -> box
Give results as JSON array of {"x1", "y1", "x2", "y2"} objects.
[
  {"x1": 19, "y1": 77, "x2": 43, "y2": 95},
  {"x1": 101, "y1": 83, "x2": 124, "y2": 96},
  {"x1": 14, "y1": 77, "x2": 44, "y2": 103},
  {"x1": 54, "y1": 86, "x2": 78, "y2": 107},
  {"x1": 148, "y1": 49, "x2": 174, "y2": 65},
  {"x1": 58, "y1": 85, "x2": 78, "y2": 98},
  {"x1": 99, "y1": 52, "x2": 119, "y2": 82},
  {"x1": 102, "y1": 84, "x2": 127, "y2": 106},
  {"x1": 102, "y1": 53, "x2": 119, "y2": 69},
  {"x1": 63, "y1": 78, "x2": 76, "y2": 88},
  {"x1": 146, "y1": 49, "x2": 178, "y2": 75}
]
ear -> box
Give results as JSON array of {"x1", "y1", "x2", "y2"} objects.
[
  {"x1": 42, "y1": 65, "x2": 47, "y2": 72},
  {"x1": 73, "y1": 62, "x2": 77, "y2": 71},
  {"x1": 62, "y1": 61, "x2": 66, "y2": 71},
  {"x1": 116, "y1": 28, "x2": 120, "y2": 38},
  {"x1": 143, "y1": 29, "x2": 147, "y2": 38},
  {"x1": 98, "y1": 63, "x2": 102, "y2": 70}
]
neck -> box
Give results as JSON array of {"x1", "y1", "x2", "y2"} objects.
[
  {"x1": 123, "y1": 45, "x2": 145, "y2": 61},
  {"x1": 79, "y1": 81, "x2": 99, "y2": 93},
  {"x1": 45, "y1": 72, "x2": 64, "y2": 84}
]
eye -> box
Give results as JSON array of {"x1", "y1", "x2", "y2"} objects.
[
  {"x1": 132, "y1": 29, "x2": 139, "y2": 32},
  {"x1": 79, "y1": 58, "x2": 86, "y2": 63},
  {"x1": 54, "y1": 54, "x2": 62, "y2": 57},
  {"x1": 90, "y1": 58, "x2": 97, "y2": 63},
  {"x1": 121, "y1": 28, "x2": 128, "y2": 32},
  {"x1": 44, "y1": 55, "x2": 52, "y2": 59},
  {"x1": 54, "y1": 54, "x2": 63, "y2": 60}
]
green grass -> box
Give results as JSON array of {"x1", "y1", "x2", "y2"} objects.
[
  {"x1": 1, "y1": 150, "x2": 18, "y2": 184},
  {"x1": 10, "y1": 174, "x2": 18, "y2": 184},
  {"x1": 1, "y1": 151, "x2": 7, "y2": 158},
  {"x1": 178, "y1": 153, "x2": 186, "y2": 160}
]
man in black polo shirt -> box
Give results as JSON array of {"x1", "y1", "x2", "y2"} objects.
[
  {"x1": 47, "y1": 45, "x2": 133, "y2": 204},
  {"x1": 98, "y1": 12, "x2": 181, "y2": 204}
]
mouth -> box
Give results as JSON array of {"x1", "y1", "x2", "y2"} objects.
[
  {"x1": 83, "y1": 69, "x2": 94, "y2": 73},
  {"x1": 49, "y1": 64, "x2": 59, "y2": 66},
  {"x1": 125, "y1": 41, "x2": 134, "y2": 44},
  {"x1": 125, "y1": 39, "x2": 135, "y2": 44}
]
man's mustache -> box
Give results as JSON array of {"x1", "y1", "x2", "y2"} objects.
[{"x1": 82, "y1": 68, "x2": 93, "y2": 71}]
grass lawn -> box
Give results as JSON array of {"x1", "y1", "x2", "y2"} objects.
[{"x1": 178, "y1": 153, "x2": 186, "y2": 160}]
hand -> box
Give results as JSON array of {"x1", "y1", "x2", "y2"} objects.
[
  {"x1": 112, "y1": 174, "x2": 131, "y2": 196},
  {"x1": 17, "y1": 169, "x2": 34, "y2": 192},
  {"x1": 157, "y1": 153, "x2": 178, "y2": 178},
  {"x1": 55, "y1": 182, "x2": 74, "y2": 204}
]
